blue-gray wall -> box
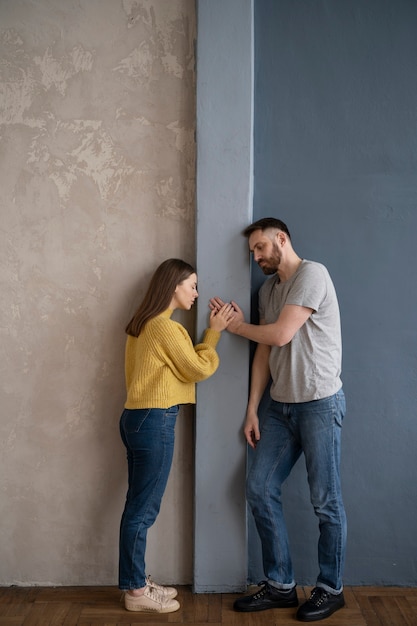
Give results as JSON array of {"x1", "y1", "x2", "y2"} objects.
[
  {"x1": 194, "y1": 0, "x2": 253, "y2": 592},
  {"x1": 250, "y1": 0, "x2": 417, "y2": 585}
]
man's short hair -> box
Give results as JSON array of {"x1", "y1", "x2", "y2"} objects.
[{"x1": 243, "y1": 217, "x2": 291, "y2": 240}]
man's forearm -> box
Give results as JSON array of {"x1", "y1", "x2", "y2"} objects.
[
  {"x1": 230, "y1": 321, "x2": 279, "y2": 346},
  {"x1": 247, "y1": 343, "x2": 271, "y2": 412}
]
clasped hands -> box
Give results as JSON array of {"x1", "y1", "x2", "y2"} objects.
[{"x1": 209, "y1": 297, "x2": 245, "y2": 334}]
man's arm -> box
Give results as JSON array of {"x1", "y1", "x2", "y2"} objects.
[
  {"x1": 229, "y1": 301, "x2": 313, "y2": 347},
  {"x1": 244, "y1": 340, "x2": 271, "y2": 448}
]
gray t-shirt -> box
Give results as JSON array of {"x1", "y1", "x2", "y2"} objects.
[{"x1": 258, "y1": 259, "x2": 342, "y2": 403}]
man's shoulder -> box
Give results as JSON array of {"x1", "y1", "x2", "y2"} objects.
[
  {"x1": 298, "y1": 259, "x2": 330, "y2": 278},
  {"x1": 300, "y1": 258, "x2": 326, "y2": 270}
]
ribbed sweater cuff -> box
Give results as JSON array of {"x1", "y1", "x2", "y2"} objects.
[{"x1": 203, "y1": 328, "x2": 221, "y2": 348}]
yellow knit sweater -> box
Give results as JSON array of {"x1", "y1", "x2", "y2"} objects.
[{"x1": 124, "y1": 309, "x2": 221, "y2": 409}]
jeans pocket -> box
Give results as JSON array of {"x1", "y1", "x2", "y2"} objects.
[
  {"x1": 122, "y1": 408, "x2": 151, "y2": 434},
  {"x1": 333, "y1": 389, "x2": 346, "y2": 427}
]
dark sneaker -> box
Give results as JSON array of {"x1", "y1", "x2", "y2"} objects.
[
  {"x1": 296, "y1": 586, "x2": 345, "y2": 622},
  {"x1": 233, "y1": 581, "x2": 298, "y2": 612}
]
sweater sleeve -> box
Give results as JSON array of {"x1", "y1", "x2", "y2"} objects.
[{"x1": 149, "y1": 317, "x2": 221, "y2": 383}]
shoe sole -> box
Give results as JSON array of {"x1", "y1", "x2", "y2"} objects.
[
  {"x1": 125, "y1": 598, "x2": 180, "y2": 613},
  {"x1": 296, "y1": 601, "x2": 345, "y2": 621},
  {"x1": 234, "y1": 600, "x2": 299, "y2": 612},
  {"x1": 125, "y1": 603, "x2": 180, "y2": 613}
]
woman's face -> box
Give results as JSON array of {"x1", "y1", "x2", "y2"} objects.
[{"x1": 170, "y1": 273, "x2": 198, "y2": 310}]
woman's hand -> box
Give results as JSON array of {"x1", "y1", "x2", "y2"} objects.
[
  {"x1": 209, "y1": 302, "x2": 235, "y2": 332},
  {"x1": 209, "y1": 296, "x2": 246, "y2": 334}
]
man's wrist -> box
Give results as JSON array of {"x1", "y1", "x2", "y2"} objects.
[{"x1": 230, "y1": 319, "x2": 244, "y2": 336}]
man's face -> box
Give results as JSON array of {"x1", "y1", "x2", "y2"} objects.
[{"x1": 248, "y1": 229, "x2": 282, "y2": 275}]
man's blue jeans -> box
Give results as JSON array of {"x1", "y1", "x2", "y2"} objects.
[
  {"x1": 118, "y1": 406, "x2": 178, "y2": 590},
  {"x1": 247, "y1": 389, "x2": 346, "y2": 593}
]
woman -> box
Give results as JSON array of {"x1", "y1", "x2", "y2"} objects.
[{"x1": 118, "y1": 258, "x2": 234, "y2": 613}]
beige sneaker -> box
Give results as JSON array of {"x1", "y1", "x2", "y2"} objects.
[
  {"x1": 146, "y1": 575, "x2": 178, "y2": 599},
  {"x1": 124, "y1": 585, "x2": 180, "y2": 613}
]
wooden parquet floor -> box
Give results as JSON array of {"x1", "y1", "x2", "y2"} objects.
[{"x1": 0, "y1": 585, "x2": 416, "y2": 625}]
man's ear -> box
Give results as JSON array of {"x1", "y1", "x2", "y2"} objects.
[{"x1": 276, "y1": 230, "x2": 286, "y2": 247}]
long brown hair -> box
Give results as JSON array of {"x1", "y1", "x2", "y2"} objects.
[{"x1": 125, "y1": 258, "x2": 196, "y2": 337}]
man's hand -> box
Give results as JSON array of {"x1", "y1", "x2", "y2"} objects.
[
  {"x1": 227, "y1": 300, "x2": 244, "y2": 334},
  {"x1": 209, "y1": 297, "x2": 245, "y2": 334},
  {"x1": 244, "y1": 408, "x2": 261, "y2": 449},
  {"x1": 209, "y1": 296, "x2": 226, "y2": 312}
]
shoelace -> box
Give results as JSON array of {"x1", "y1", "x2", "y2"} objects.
[
  {"x1": 309, "y1": 588, "x2": 329, "y2": 607},
  {"x1": 253, "y1": 580, "x2": 294, "y2": 599},
  {"x1": 146, "y1": 576, "x2": 168, "y2": 595},
  {"x1": 252, "y1": 581, "x2": 272, "y2": 599},
  {"x1": 144, "y1": 584, "x2": 169, "y2": 605}
]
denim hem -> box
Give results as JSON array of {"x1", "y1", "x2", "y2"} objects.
[
  {"x1": 316, "y1": 582, "x2": 344, "y2": 595},
  {"x1": 268, "y1": 579, "x2": 296, "y2": 591}
]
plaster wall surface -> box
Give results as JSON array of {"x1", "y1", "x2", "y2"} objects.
[{"x1": 0, "y1": 0, "x2": 196, "y2": 585}]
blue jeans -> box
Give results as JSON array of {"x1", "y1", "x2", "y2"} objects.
[
  {"x1": 118, "y1": 406, "x2": 178, "y2": 590},
  {"x1": 247, "y1": 389, "x2": 346, "y2": 593}
]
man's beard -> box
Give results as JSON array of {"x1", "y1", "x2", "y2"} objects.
[
  {"x1": 258, "y1": 243, "x2": 281, "y2": 275},
  {"x1": 260, "y1": 264, "x2": 277, "y2": 275}
]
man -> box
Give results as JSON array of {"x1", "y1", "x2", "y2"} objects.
[{"x1": 211, "y1": 217, "x2": 346, "y2": 622}]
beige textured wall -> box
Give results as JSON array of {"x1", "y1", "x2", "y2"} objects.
[{"x1": 0, "y1": 0, "x2": 196, "y2": 585}]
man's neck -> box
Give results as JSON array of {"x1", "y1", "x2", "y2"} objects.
[{"x1": 277, "y1": 253, "x2": 303, "y2": 282}]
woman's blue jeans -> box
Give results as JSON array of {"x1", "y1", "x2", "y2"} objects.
[
  {"x1": 247, "y1": 389, "x2": 347, "y2": 593},
  {"x1": 118, "y1": 406, "x2": 178, "y2": 590}
]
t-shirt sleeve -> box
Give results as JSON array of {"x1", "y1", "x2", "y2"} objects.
[{"x1": 285, "y1": 263, "x2": 328, "y2": 312}]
